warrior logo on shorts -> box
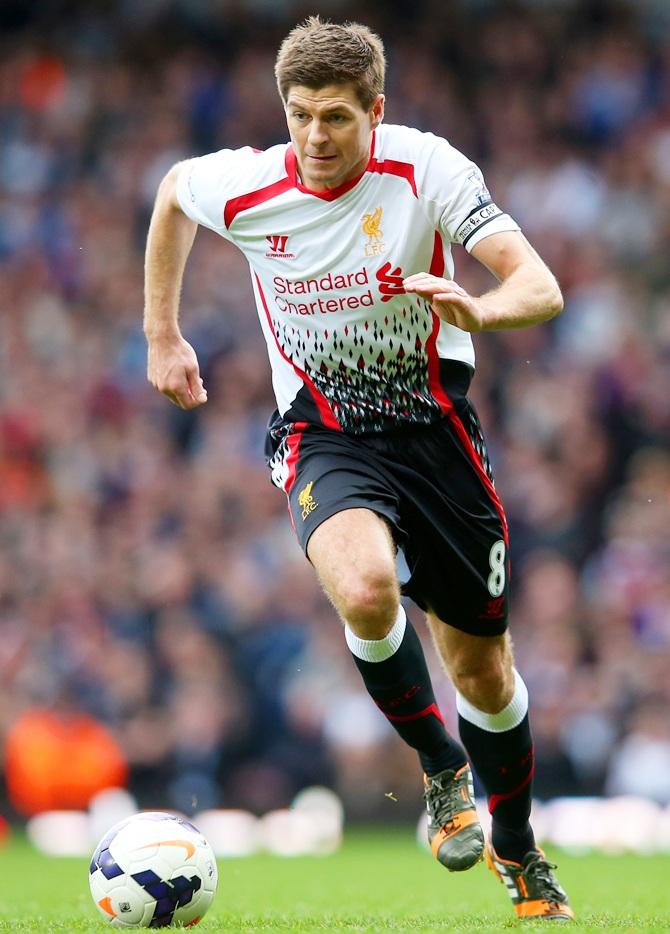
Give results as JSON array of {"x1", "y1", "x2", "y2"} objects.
[
  {"x1": 362, "y1": 206, "x2": 386, "y2": 256},
  {"x1": 298, "y1": 481, "x2": 318, "y2": 519}
]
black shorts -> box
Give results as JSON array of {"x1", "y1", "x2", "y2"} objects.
[{"x1": 265, "y1": 376, "x2": 510, "y2": 637}]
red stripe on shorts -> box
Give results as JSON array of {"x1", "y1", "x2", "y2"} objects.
[
  {"x1": 425, "y1": 300, "x2": 509, "y2": 546},
  {"x1": 446, "y1": 406, "x2": 509, "y2": 547},
  {"x1": 284, "y1": 422, "x2": 307, "y2": 496}
]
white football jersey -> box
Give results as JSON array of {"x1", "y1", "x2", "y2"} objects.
[{"x1": 176, "y1": 123, "x2": 519, "y2": 434}]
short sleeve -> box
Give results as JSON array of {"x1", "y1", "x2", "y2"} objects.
[
  {"x1": 438, "y1": 151, "x2": 519, "y2": 252},
  {"x1": 176, "y1": 149, "x2": 256, "y2": 241}
]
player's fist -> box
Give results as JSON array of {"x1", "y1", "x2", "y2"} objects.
[
  {"x1": 146, "y1": 333, "x2": 208, "y2": 409},
  {"x1": 403, "y1": 273, "x2": 488, "y2": 332}
]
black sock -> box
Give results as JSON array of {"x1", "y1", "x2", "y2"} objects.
[
  {"x1": 350, "y1": 619, "x2": 466, "y2": 776},
  {"x1": 458, "y1": 713, "x2": 536, "y2": 862}
]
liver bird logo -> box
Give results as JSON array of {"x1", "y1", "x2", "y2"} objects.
[
  {"x1": 298, "y1": 481, "x2": 314, "y2": 507},
  {"x1": 298, "y1": 481, "x2": 318, "y2": 519},
  {"x1": 362, "y1": 206, "x2": 383, "y2": 242}
]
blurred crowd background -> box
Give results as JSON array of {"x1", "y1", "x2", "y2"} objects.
[{"x1": 1, "y1": 0, "x2": 669, "y2": 824}]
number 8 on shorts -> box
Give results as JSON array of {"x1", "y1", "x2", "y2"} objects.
[{"x1": 487, "y1": 540, "x2": 506, "y2": 598}]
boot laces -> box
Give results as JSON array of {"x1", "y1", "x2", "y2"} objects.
[
  {"x1": 425, "y1": 773, "x2": 465, "y2": 830},
  {"x1": 523, "y1": 853, "x2": 565, "y2": 904}
]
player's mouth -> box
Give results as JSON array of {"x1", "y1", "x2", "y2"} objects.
[{"x1": 307, "y1": 154, "x2": 337, "y2": 161}]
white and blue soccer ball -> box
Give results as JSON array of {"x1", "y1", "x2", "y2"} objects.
[{"x1": 89, "y1": 812, "x2": 218, "y2": 928}]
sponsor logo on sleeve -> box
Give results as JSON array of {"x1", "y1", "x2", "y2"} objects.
[
  {"x1": 467, "y1": 169, "x2": 491, "y2": 206},
  {"x1": 454, "y1": 203, "x2": 502, "y2": 247}
]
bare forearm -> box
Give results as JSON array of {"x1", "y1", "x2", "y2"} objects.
[
  {"x1": 404, "y1": 232, "x2": 564, "y2": 335},
  {"x1": 478, "y1": 263, "x2": 564, "y2": 331},
  {"x1": 143, "y1": 165, "x2": 197, "y2": 341}
]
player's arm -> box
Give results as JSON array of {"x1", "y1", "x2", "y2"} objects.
[
  {"x1": 402, "y1": 230, "x2": 563, "y2": 333},
  {"x1": 144, "y1": 163, "x2": 207, "y2": 409}
]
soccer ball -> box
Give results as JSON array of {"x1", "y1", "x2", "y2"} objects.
[{"x1": 89, "y1": 812, "x2": 218, "y2": 928}]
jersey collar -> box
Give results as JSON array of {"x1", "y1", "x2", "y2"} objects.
[{"x1": 285, "y1": 131, "x2": 377, "y2": 201}]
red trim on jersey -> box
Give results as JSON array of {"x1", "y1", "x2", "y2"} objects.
[
  {"x1": 254, "y1": 274, "x2": 341, "y2": 431},
  {"x1": 285, "y1": 132, "x2": 418, "y2": 200},
  {"x1": 426, "y1": 310, "x2": 453, "y2": 417},
  {"x1": 425, "y1": 307, "x2": 509, "y2": 545},
  {"x1": 284, "y1": 145, "x2": 369, "y2": 201},
  {"x1": 383, "y1": 703, "x2": 444, "y2": 725},
  {"x1": 225, "y1": 135, "x2": 419, "y2": 223},
  {"x1": 224, "y1": 175, "x2": 294, "y2": 228},
  {"x1": 367, "y1": 157, "x2": 417, "y2": 197},
  {"x1": 429, "y1": 230, "x2": 445, "y2": 276},
  {"x1": 284, "y1": 422, "x2": 307, "y2": 496}
]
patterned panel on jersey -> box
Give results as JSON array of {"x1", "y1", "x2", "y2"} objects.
[{"x1": 273, "y1": 300, "x2": 442, "y2": 433}]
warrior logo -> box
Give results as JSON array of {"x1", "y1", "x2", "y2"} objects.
[
  {"x1": 362, "y1": 207, "x2": 386, "y2": 256},
  {"x1": 266, "y1": 234, "x2": 295, "y2": 258},
  {"x1": 298, "y1": 481, "x2": 318, "y2": 519}
]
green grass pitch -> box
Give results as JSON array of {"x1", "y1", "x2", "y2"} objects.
[{"x1": 1, "y1": 828, "x2": 668, "y2": 932}]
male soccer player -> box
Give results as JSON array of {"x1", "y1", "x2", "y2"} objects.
[{"x1": 144, "y1": 16, "x2": 574, "y2": 922}]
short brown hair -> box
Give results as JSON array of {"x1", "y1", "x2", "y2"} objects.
[{"x1": 275, "y1": 16, "x2": 386, "y2": 110}]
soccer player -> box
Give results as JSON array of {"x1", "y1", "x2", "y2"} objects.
[{"x1": 144, "y1": 16, "x2": 573, "y2": 922}]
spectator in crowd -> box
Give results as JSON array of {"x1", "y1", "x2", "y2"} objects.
[{"x1": 5, "y1": 700, "x2": 128, "y2": 816}]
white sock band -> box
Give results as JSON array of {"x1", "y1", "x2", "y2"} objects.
[
  {"x1": 456, "y1": 669, "x2": 528, "y2": 733},
  {"x1": 344, "y1": 606, "x2": 406, "y2": 663}
]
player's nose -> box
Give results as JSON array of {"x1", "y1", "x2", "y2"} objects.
[{"x1": 307, "y1": 119, "x2": 329, "y2": 146}]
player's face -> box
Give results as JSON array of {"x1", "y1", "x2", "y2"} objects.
[{"x1": 285, "y1": 84, "x2": 384, "y2": 192}]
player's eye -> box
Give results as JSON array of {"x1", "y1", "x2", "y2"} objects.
[{"x1": 329, "y1": 114, "x2": 347, "y2": 123}]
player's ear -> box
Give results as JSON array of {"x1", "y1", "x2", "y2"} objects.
[{"x1": 370, "y1": 94, "x2": 385, "y2": 129}]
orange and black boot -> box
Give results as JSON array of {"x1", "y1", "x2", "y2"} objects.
[
  {"x1": 486, "y1": 840, "x2": 575, "y2": 921},
  {"x1": 424, "y1": 764, "x2": 484, "y2": 871}
]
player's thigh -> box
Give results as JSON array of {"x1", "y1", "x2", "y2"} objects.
[{"x1": 307, "y1": 507, "x2": 400, "y2": 619}]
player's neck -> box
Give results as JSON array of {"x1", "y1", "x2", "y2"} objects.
[{"x1": 295, "y1": 155, "x2": 370, "y2": 193}]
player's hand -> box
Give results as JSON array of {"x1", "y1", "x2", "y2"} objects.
[
  {"x1": 146, "y1": 333, "x2": 208, "y2": 409},
  {"x1": 402, "y1": 273, "x2": 488, "y2": 332}
]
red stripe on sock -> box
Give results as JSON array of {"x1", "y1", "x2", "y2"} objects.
[
  {"x1": 382, "y1": 702, "x2": 444, "y2": 725},
  {"x1": 488, "y1": 761, "x2": 536, "y2": 815}
]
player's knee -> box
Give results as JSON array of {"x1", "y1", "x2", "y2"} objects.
[
  {"x1": 338, "y1": 569, "x2": 399, "y2": 638},
  {"x1": 450, "y1": 651, "x2": 512, "y2": 711}
]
